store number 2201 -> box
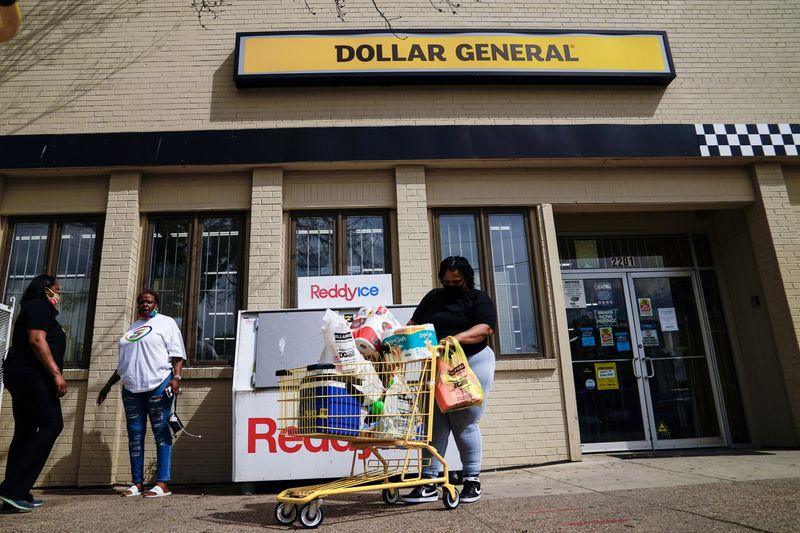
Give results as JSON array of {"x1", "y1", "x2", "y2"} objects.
[{"x1": 609, "y1": 256, "x2": 635, "y2": 268}]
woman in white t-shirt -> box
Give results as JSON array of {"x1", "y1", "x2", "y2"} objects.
[{"x1": 96, "y1": 290, "x2": 186, "y2": 498}]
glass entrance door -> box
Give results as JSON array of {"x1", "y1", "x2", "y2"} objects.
[
  {"x1": 630, "y1": 273, "x2": 723, "y2": 449},
  {"x1": 563, "y1": 274, "x2": 650, "y2": 452},
  {"x1": 564, "y1": 272, "x2": 725, "y2": 451}
]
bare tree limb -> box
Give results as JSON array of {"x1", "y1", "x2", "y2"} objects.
[{"x1": 191, "y1": 0, "x2": 229, "y2": 29}]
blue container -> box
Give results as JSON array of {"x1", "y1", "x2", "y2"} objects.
[{"x1": 299, "y1": 365, "x2": 361, "y2": 437}]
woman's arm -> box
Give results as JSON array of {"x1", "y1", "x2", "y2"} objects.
[
  {"x1": 96, "y1": 371, "x2": 121, "y2": 405},
  {"x1": 28, "y1": 329, "x2": 68, "y2": 397},
  {"x1": 169, "y1": 357, "x2": 185, "y2": 395},
  {"x1": 452, "y1": 323, "x2": 494, "y2": 345}
]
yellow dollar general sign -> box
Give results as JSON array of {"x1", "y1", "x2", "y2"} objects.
[{"x1": 234, "y1": 30, "x2": 675, "y2": 87}]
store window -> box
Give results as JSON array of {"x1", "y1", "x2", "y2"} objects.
[
  {"x1": 291, "y1": 212, "x2": 391, "y2": 302},
  {"x1": 144, "y1": 215, "x2": 244, "y2": 365},
  {"x1": 2, "y1": 218, "x2": 102, "y2": 367},
  {"x1": 435, "y1": 210, "x2": 541, "y2": 357}
]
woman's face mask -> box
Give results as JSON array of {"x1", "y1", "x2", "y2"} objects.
[
  {"x1": 45, "y1": 287, "x2": 60, "y2": 307},
  {"x1": 442, "y1": 270, "x2": 467, "y2": 297}
]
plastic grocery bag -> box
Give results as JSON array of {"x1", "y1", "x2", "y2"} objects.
[
  {"x1": 321, "y1": 309, "x2": 385, "y2": 406},
  {"x1": 435, "y1": 337, "x2": 484, "y2": 413}
]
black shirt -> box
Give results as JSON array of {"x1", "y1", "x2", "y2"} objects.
[
  {"x1": 4, "y1": 298, "x2": 66, "y2": 378},
  {"x1": 411, "y1": 288, "x2": 498, "y2": 357}
]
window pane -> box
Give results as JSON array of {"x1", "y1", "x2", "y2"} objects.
[
  {"x1": 346, "y1": 216, "x2": 385, "y2": 275},
  {"x1": 196, "y1": 218, "x2": 242, "y2": 363},
  {"x1": 557, "y1": 235, "x2": 692, "y2": 270},
  {"x1": 148, "y1": 219, "x2": 190, "y2": 330},
  {"x1": 296, "y1": 217, "x2": 334, "y2": 277},
  {"x1": 489, "y1": 214, "x2": 538, "y2": 354},
  {"x1": 3, "y1": 222, "x2": 49, "y2": 315},
  {"x1": 438, "y1": 214, "x2": 482, "y2": 289},
  {"x1": 56, "y1": 222, "x2": 98, "y2": 365}
]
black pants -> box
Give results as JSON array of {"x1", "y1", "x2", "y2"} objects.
[{"x1": 0, "y1": 371, "x2": 63, "y2": 500}]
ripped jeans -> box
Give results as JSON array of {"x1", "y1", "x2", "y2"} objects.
[{"x1": 122, "y1": 374, "x2": 173, "y2": 484}]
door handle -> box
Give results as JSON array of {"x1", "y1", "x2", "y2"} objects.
[
  {"x1": 644, "y1": 357, "x2": 655, "y2": 379},
  {"x1": 632, "y1": 355, "x2": 641, "y2": 378}
]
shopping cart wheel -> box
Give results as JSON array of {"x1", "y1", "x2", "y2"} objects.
[
  {"x1": 442, "y1": 486, "x2": 460, "y2": 510},
  {"x1": 274, "y1": 503, "x2": 297, "y2": 525},
  {"x1": 299, "y1": 504, "x2": 324, "y2": 528},
  {"x1": 382, "y1": 488, "x2": 400, "y2": 505}
]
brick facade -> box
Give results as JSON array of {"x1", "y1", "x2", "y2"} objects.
[
  {"x1": 747, "y1": 164, "x2": 800, "y2": 441},
  {"x1": 0, "y1": 0, "x2": 798, "y2": 489}
]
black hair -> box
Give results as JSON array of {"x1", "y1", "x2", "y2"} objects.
[
  {"x1": 20, "y1": 274, "x2": 57, "y2": 306},
  {"x1": 137, "y1": 289, "x2": 160, "y2": 305},
  {"x1": 438, "y1": 256, "x2": 475, "y2": 289}
]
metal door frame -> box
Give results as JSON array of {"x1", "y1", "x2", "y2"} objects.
[
  {"x1": 627, "y1": 270, "x2": 727, "y2": 450},
  {"x1": 562, "y1": 272, "x2": 652, "y2": 453}
]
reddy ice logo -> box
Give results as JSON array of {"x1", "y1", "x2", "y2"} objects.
[
  {"x1": 310, "y1": 283, "x2": 380, "y2": 301},
  {"x1": 297, "y1": 274, "x2": 393, "y2": 309}
]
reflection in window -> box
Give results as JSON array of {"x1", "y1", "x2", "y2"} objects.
[
  {"x1": 147, "y1": 215, "x2": 244, "y2": 364},
  {"x1": 56, "y1": 222, "x2": 98, "y2": 361},
  {"x1": 3, "y1": 219, "x2": 101, "y2": 367},
  {"x1": 489, "y1": 214, "x2": 538, "y2": 354},
  {"x1": 346, "y1": 216, "x2": 385, "y2": 275},
  {"x1": 4, "y1": 222, "x2": 49, "y2": 311},
  {"x1": 436, "y1": 211, "x2": 540, "y2": 356},
  {"x1": 149, "y1": 219, "x2": 190, "y2": 329},
  {"x1": 439, "y1": 214, "x2": 481, "y2": 289},
  {"x1": 196, "y1": 218, "x2": 241, "y2": 362},
  {"x1": 296, "y1": 216, "x2": 334, "y2": 277}
]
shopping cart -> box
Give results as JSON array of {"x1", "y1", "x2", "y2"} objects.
[{"x1": 273, "y1": 353, "x2": 459, "y2": 528}]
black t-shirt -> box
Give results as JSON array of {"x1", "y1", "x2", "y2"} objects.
[
  {"x1": 4, "y1": 298, "x2": 66, "y2": 378},
  {"x1": 411, "y1": 287, "x2": 498, "y2": 357}
]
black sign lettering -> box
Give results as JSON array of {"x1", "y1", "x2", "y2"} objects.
[
  {"x1": 455, "y1": 43, "x2": 473, "y2": 61},
  {"x1": 336, "y1": 45, "x2": 355, "y2": 62}
]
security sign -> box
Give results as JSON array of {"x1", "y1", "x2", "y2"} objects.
[{"x1": 234, "y1": 30, "x2": 675, "y2": 87}]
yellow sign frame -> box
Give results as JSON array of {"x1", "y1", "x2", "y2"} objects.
[{"x1": 235, "y1": 30, "x2": 675, "y2": 87}]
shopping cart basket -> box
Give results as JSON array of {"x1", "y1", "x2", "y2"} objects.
[{"x1": 273, "y1": 353, "x2": 459, "y2": 528}]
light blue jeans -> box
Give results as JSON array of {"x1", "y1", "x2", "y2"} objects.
[
  {"x1": 424, "y1": 346, "x2": 496, "y2": 478},
  {"x1": 122, "y1": 374, "x2": 173, "y2": 484}
]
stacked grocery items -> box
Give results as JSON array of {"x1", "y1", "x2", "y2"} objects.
[{"x1": 304, "y1": 307, "x2": 438, "y2": 440}]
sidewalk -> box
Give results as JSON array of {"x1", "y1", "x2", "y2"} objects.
[{"x1": 2, "y1": 449, "x2": 798, "y2": 532}]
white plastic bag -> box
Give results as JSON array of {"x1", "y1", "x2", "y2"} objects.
[{"x1": 321, "y1": 309, "x2": 384, "y2": 405}]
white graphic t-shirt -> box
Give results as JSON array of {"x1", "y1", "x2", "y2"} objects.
[{"x1": 117, "y1": 314, "x2": 187, "y2": 393}]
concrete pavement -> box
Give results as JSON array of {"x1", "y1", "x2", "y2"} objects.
[{"x1": 2, "y1": 448, "x2": 798, "y2": 532}]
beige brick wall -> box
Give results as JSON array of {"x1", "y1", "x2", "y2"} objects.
[
  {"x1": 482, "y1": 370, "x2": 568, "y2": 467},
  {"x1": 0, "y1": 176, "x2": 108, "y2": 215},
  {"x1": 428, "y1": 167, "x2": 755, "y2": 208},
  {"x1": 395, "y1": 166, "x2": 433, "y2": 304},
  {"x1": 248, "y1": 168, "x2": 284, "y2": 310},
  {"x1": 711, "y1": 209, "x2": 794, "y2": 446},
  {"x1": 746, "y1": 163, "x2": 800, "y2": 441},
  {"x1": 140, "y1": 173, "x2": 251, "y2": 213},
  {"x1": 77, "y1": 172, "x2": 141, "y2": 486},
  {"x1": 284, "y1": 170, "x2": 395, "y2": 210},
  {"x1": 1, "y1": 1, "x2": 798, "y2": 135}
]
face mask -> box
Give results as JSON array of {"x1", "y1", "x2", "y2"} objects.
[
  {"x1": 45, "y1": 287, "x2": 60, "y2": 306},
  {"x1": 443, "y1": 285, "x2": 465, "y2": 297},
  {"x1": 138, "y1": 307, "x2": 158, "y2": 320}
]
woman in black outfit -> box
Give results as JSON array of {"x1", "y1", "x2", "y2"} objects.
[
  {"x1": 402, "y1": 256, "x2": 497, "y2": 505},
  {"x1": 0, "y1": 274, "x2": 67, "y2": 513}
]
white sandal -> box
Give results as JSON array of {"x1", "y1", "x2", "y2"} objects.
[
  {"x1": 122, "y1": 484, "x2": 141, "y2": 497},
  {"x1": 144, "y1": 485, "x2": 172, "y2": 498}
]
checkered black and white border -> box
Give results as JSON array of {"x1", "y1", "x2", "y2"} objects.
[{"x1": 695, "y1": 124, "x2": 800, "y2": 157}]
